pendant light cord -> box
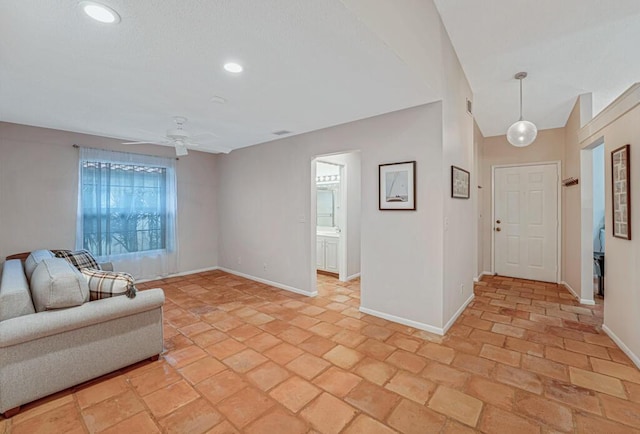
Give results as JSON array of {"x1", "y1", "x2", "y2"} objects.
[{"x1": 519, "y1": 77, "x2": 523, "y2": 121}]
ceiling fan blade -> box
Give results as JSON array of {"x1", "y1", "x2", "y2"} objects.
[
  {"x1": 191, "y1": 132, "x2": 219, "y2": 141},
  {"x1": 185, "y1": 141, "x2": 232, "y2": 154}
]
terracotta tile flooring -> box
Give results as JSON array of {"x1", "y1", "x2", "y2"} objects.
[{"x1": 2, "y1": 272, "x2": 640, "y2": 433}]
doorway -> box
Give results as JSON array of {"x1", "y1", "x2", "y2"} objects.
[
  {"x1": 310, "y1": 152, "x2": 361, "y2": 291},
  {"x1": 492, "y1": 162, "x2": 561, "y2": 282},
  {"x1": 592, "y1": 143, "x2": 605, "y2": 296}
]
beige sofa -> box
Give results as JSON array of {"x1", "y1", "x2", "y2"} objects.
[{"x1": 0, "y1": 251, "x2": 165, "y2": 416}]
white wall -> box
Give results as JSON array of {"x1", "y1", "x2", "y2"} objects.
[
  {"x1": 563, "y1": 100, "x2": 583, "y2": 296},
  {"x1": 474, "y1": 122, "x2": 485, "y2": 277},
  {"x1": 217, "y1": 103, "x2": 446, "y2": 328},
  {"x1": 441, "y1": 19, "x2": 475, "y2": 327},
  {"x1": 580, "y1": 102, "x2": 640, "y2": 366},
  {"x1": 317, "y1": 152, "x2": 361, "y2": 279},
  {"x1": 0, "y1": 122, "x2": 219, "y2": 276},
  {"x1": 216, "y1": 0, "x2": 475, "y2": 332},
  {"x1": 592, "y1": 144, "x2": 605, "y2": 252}
]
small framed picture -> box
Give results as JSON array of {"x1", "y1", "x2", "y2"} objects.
[
  {"x1": 379, "y1": 161, "x2": 416, "y2": 210},
  {"x1": 611, "y1": 144, "x2": 631, "y2": 239},
  {"x1": 451, "y1": 166, "x2": 470, "y2": 199}
]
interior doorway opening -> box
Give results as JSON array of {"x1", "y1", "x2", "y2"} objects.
[
  {"x1": 310, "y1": 151, "x2": 361, "y2": 294},
  {"x1": 578, "y1": 137, "x2": 604, "y2": 305},
  {"x1": 592, "y1": 143, "x2": 605, "y2": 297}
]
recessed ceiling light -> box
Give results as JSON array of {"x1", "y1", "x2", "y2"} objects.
[
  {"x1": 79, "y1": 1, "x2": 121, "y2": 24},
  {"x1": 224, "y1": 62, "x2": 243, "y2": 73}
]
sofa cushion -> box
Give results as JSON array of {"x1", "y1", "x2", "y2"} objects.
[
  {"x1": 54, "y1": 249, "x2": 101, "y2": 271},
  {"x1": 24, "y1": 249, "x2": 55, "y2": 281},
  {"x1": 0, "y1": 260, "x2": 36, "y2": 321},
  {"x1": 81, "y1": 269, "x2": 137, "y2": 301},
  {"x1": 30, "y1": 258, "x2": 90, "y2": 312}
]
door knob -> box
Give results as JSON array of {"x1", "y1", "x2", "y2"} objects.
[
  {"x1": 496, "y1": 220, "x2": 501, "y2": 224},
  {"x1": 495, "y1": 227, "x2": 501, "y2": 232}
]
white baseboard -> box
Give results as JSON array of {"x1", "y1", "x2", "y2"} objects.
[
  {"x1": 346, "y1": 273, "x2": 361, "y2": 281},
  {"x1": 136, "y1": 266, "x2": 220, "y2": 284},
  {"x1": 602, "y1": 324, "x2": 640, "y2": 369},
  {"x1": 560, "y1": 280, "x2": 596, "y2": 305},
  {"x1": 443, "y1": 293, "x2": 475, "y2": 334},
  {"x1": 359, "y1": 306, "x2": 445, "y2": 336},
  {"x1": 560, "y1": 280, "x2": 580, "y2": 300},
  {"x1": 473, "y1": 271, "x2": 494, "y2": 282},
  {"x1": 218, "y1": 267, "x2": 317, "y2": 297}
]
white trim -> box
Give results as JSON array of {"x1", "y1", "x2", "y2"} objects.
[
  {"x1": 359, "y1": 306, "x2": 445, "y2": 335},
  {"x1": 136, "y1": 266, "x2": 220, "y2": 283},
  {"x1": 443, "y1": 293, "x2": 475, "y2": 334},
  {"x1": 338, "y1": 163, "x2": 347, "y2": 282},
  {"x1": 579, "y1": 139, "x2": 603, "y2": 305},
  {"x1": 578, "y1": 83, "x2": 640, "y2": 144},
  {"x1": 218, "y1": 267, "x2": 317, "y2": 297},
  {"x1": 560, "y1": 280, "x2": 580, "y2": 301},
  {"x1": 473, "y1": 271, "x2": 494, "y2": 282},
  {"x1": 580, "y1": 298, "x2": 596, "y2": 306},
  {"x1": 602, "y1": 324, "x2": 640, "y2": 369},
  {"x1": 491, "y1": 161, "x2": 562, "y2": 282},
  {"x1": 346, "y1": 273, "x2": 361, "y2": 281}
]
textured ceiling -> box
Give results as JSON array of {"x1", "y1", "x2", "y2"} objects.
[
  {"x1": 4, "y1": 1, "x2": 638, "y2": 150},
  {"x1": 434, "y1": 0, "x2": 640, "y2": 137},
  {"x1": 0, "y1": 0, "x2": 437, "y2": 153}
]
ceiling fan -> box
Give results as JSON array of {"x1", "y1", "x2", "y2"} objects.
[{"x1": 123, "y1": 116, "x2": 231, "y2": 156}]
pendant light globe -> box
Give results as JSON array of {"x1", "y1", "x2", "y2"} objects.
[{"x1": 507, "y1": 72, "x2": 537, "y2": 147}]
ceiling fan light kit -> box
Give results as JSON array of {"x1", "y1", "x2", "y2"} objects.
[
  {"x1": 122, "y1": 116, "x2": 230, "y2": 156},
  {"x1": 507, "y1": 72, "x2": 537, "y2": 147}
]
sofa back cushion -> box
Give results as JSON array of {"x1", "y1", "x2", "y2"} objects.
[
  {"x1": 0, "y1": 259, "x2": 36, "y2": 321},
  {"x1": 30, "y1": 258, "x2": 90, "y2": 312},
  {"x1": 24, "y1": 249, "x2": 55, "y2": 281},
  {"x1": 81, "y1": 269, "x2": 137, "y2": 300},
  {"x1": 54, "y1": 249, "x2": 101, "y2": 271}
]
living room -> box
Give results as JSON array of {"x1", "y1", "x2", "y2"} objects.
[{"x1": 1, "y1": 1, "x2": 640, "y2": 433}]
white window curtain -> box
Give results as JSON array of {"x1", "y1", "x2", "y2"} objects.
[{"x1": 76, "y1": 146, "x2": 178, "y2": 279}]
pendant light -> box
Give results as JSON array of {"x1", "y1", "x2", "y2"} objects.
[{"x1": 507, "y1": 72, "x2": 537, "y2": 147}]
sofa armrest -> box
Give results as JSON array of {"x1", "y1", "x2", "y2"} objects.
[
  {"x1": 0, "y1": 288, "x2": 164, "y2": 348},
  {"x1": 99, "y1": 262, "x2": 114, "y2": 271}
]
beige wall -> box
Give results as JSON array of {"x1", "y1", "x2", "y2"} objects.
[
  {"x1": 581, "y1": 104, "x2": 640, "y2": 366},
  {"x1": 562, "y1": 100, "x2": 583, "y2": 295},
  {"x1": 479, "y1": 128, "x2": 566, "y2": 273},
  {"x1": 217, "y1": 103, "x2": 447, "y2": 329},
  {"x1": 0, "y1": 122, "x2": 218, "y2": 276},
  {"x1": 474, "y1": 121, "x2": 484, "y2": 277}
]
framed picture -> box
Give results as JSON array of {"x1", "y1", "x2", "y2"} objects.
[
  {"x1": 451, "y1": 166, "x2": 470, "y2": 199},
  {"x1": 612, "y1": 144, "x2": 631, "y2": 240},
  {"x1": 379, "y1": 161, "x2": 416, "y2": 210}
]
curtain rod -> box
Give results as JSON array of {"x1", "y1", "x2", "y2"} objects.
[{"x1": 72, "y1": 144, "x2": 179, "y2": 160}]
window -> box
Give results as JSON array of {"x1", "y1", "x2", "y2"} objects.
[{"x1": 77, "y1": 147, "x2": 176, "y2": 258}]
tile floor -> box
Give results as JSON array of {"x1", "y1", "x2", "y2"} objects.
[{"x1": 2, "y1": 272, "x2": 640, "y2": 433}]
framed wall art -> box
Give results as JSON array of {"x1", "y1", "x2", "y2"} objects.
[
  {"x1": 451, "y1": 165, "x2": 470, "y2": 199},
  {"x1": 379, "y1": 161, "x2": 416, "y2": 210},
  {"x1": 612, "y1": 144, "x2": 631, "y2": 239}
]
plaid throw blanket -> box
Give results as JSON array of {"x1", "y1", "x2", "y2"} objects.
[
  {"x1": 55, "y1": 249, "x2": 101, "y2": 271},
  {"x1": 81, "y1": 268, "x2": 137, "y2": 300}
]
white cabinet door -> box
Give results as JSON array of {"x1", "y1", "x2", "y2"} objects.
[
  {"x1": 324, "y1": 237, "x2": 339, "y2": 272},
  {"x1": 316, "y1": 238, "x2": 325, "y2": 269},
  {"x1": 494, "y1": 164, "x2": 558, "y2": 282}
]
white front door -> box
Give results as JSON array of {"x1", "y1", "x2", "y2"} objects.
[{"x1": 494, "y1": 164, "x2": 559, "y2": 282}]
